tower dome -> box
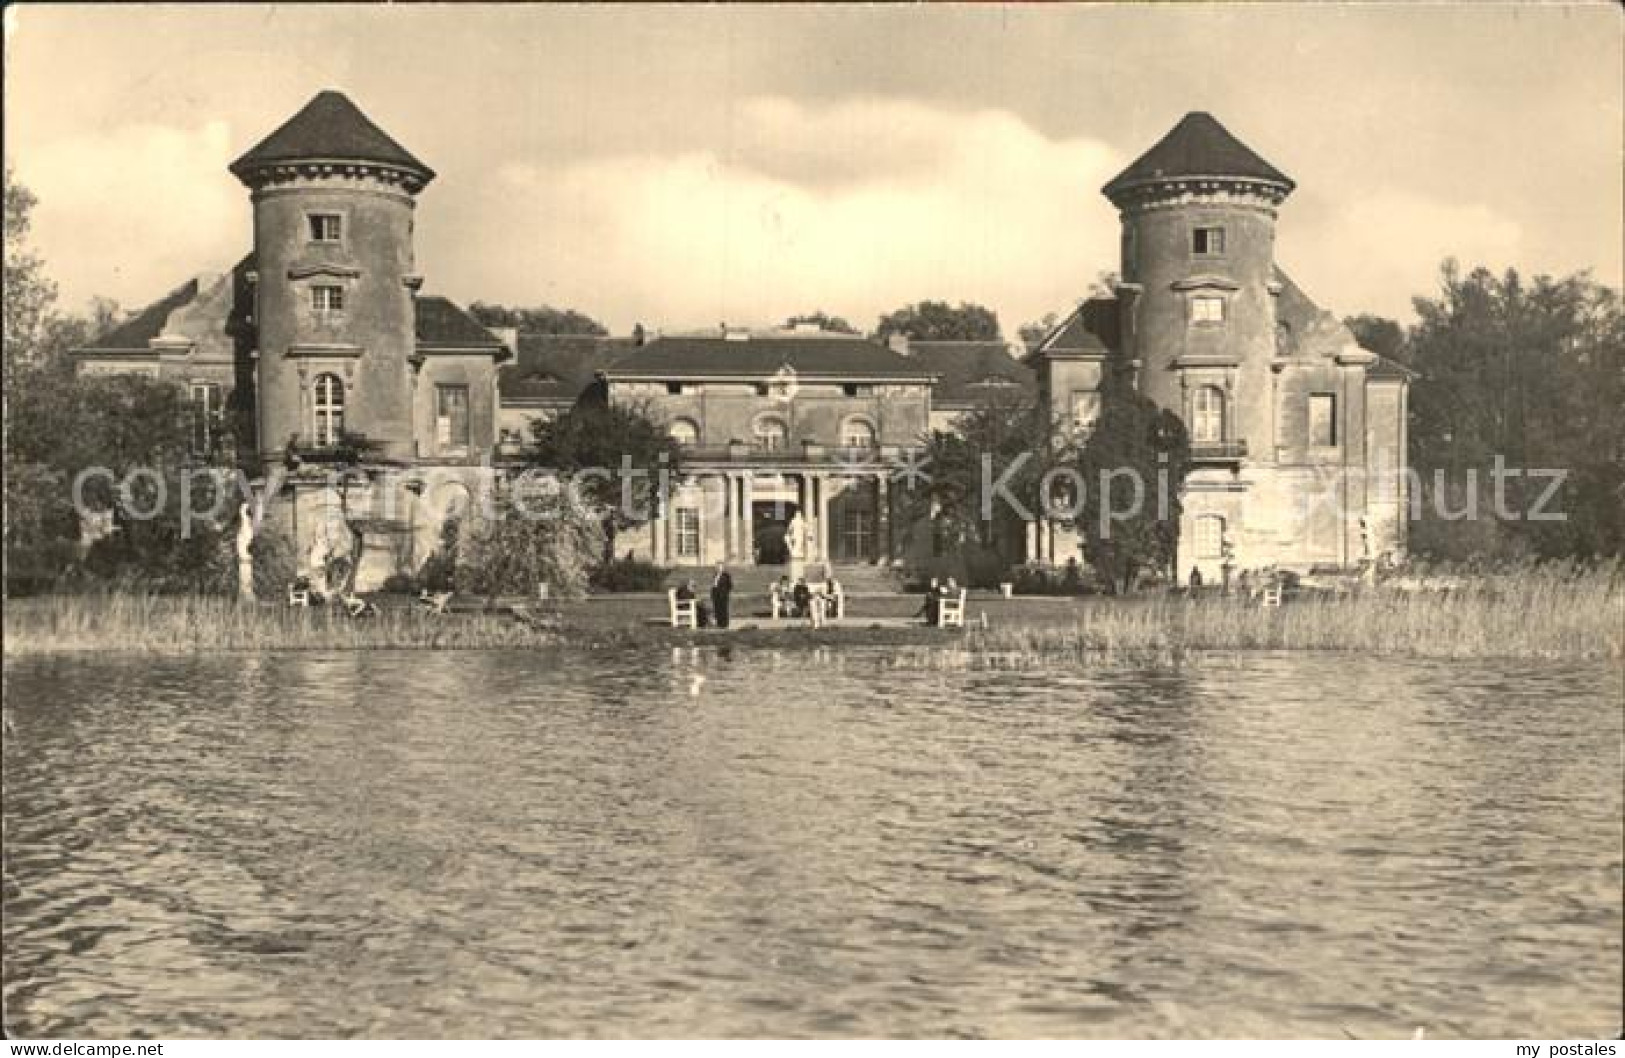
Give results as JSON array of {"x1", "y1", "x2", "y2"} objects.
[
  {"x1": 1103, "y1": 111, "x2": 1293, "y2": 210},
  {"x1": 229, "y1": 89, "x2": 435, "y2": 193}
]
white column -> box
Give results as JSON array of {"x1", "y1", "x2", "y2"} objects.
[
  {"x1": 652, "y1": 499, "x2": 666, "y2": 565},
  {"x1": 817, "y1": 474, "x2": 831, "y2": 567},
  {"x1": 742, "y1": 473, "x2": 755, "y2": 564},
  {"x1": 876, "y1": 473, "x2": 889, "y2": 565}
]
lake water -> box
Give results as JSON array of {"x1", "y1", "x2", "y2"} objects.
[{"x1": 2, "y1": 649, "x2": 1619, "y2": 1038}]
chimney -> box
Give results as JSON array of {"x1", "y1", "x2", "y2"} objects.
[
  {"x1": 632, "y1": 322, "x2": 646, "y2": 346},
  {"x1": 887, "y1": 332, "x2": 911, "y2": 356}
]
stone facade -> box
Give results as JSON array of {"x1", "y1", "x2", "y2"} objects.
[{"x1": 74, "y1": 98, "x2": 1409, "y2": 587}]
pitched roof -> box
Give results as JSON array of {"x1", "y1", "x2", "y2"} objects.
[
  {"x1": 602, "y1": 335, "x2": 934, "y2": 380},
  {"x1": 1103, "y1": 112, "x2": 1293, "y2": 201},
  {"x1": 413, "y1": 296, "x2": 506, "y2": 353},
  {"x1": 1030, "y1": 298, "x2": 1118, "y2": 361},
  {"x1": 229, "y1": 90, "x2": 434, "y2": 184},
  {"x1": 500, "y1": 335, "x2": 638, "y2": 405},
  {"x1": 1368, "y1": 355, "x2": 1417, "y2": 381},
  {"x1": 907, "y1": 341, "x2": 1035, "y2": 406},
  {"x1": 85, "y1": 279, "x2": 201, "y2": 350}
]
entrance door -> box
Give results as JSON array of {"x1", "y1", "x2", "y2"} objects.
[{"x1": 752, "y1": 500, "x2": 800, "y2": 565}]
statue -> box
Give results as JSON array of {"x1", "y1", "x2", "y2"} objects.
[
  {"x1": 235, "y1": 502, "x2": 256, "y2": 601},
  {"x1": 785, "y1": 511, "x2": 806, "y2": 578}
]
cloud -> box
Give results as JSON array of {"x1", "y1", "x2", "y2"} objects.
[
  {"x1": 426, "y1": 97, "x2": 1125, "y2": 333},
  {"x1": 15, "y1": 121, "x2": 247, "y2": 314},
  {"x1": 1282, "y1": 190, "x2": 1524, "y2": 320}
]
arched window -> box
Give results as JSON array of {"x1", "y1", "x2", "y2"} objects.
[
  {"x1": 1194, "y1": 515, "x2": 1226, "y2": 559},
  {"x1": 1191, "y1": 385, "x2": 1225, "y2": 444},
  {"x1": 753, "y1": 415, "x2": 788, "y2": 452},
  {"x1": 313, "y1": 373, "x2": 345, "y2": 448},
  {"x1": 669, "y1": 418, "x2": 699, "y2": 447},
  {"x1": 840, "y1": 417, "x2": 876, "y2": 449}
]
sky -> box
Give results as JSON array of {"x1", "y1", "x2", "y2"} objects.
[{"x1": 5, "y1": 3, "x2": 1621, "y2": 335}]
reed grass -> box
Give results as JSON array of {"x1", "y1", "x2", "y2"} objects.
[{"x1": 4, "y1": 560, "x2": 1619, "y2": 660}]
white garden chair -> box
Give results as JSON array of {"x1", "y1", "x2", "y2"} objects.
[
  {"x1": 668, "y1": 589, "x2": 698, "y2": 629},
  {"x1": 938, "y1": 588, "x2": 967, "y2": 628}
]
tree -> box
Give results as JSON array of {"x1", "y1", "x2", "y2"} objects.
[
  {"x1": 528, "y1": 400, "x2": 683, "y2": 563},
  {"x1": 1344, "y1": 313, "x2": 1406, "y2": 363},
  {"x1": 1398, "y1": 261, "x2": 1623, "y2": 560},
  {"x1": 4, "y1": 169, "x2": 56, "y2": 386},
  {"x1": 898, "y1": 392, "x2": 1073, "y2": 585},
  {"x1": 454, "y1": 492, "x2": 604, "y2": 601},
  {"x1": 875, "y1": 300, "x2": 1000, "y2": 342},
  {"x1": 468, "y1": 301, "x2": 608, "y2": 336},
  {"x1": 783, "y1": 311, "x2": 859, "y2": 335},
  {"x1": 1071, "y1": 358, "x2": 1191, "y2": 593},
  {"x1": 1018, "y1": 312, "x2": 1059, "y2": 350}
]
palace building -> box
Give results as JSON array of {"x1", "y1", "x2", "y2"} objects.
[{"x1": 74, "y1": 92, "x2": 1409, "y2": 589}]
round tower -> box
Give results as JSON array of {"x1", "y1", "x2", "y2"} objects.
[
  {"x1": 229, "y1": 90, "x2": 435, "y2": 464},
  {"x1": 1103, "y1": 112, "x2": 1294, "y2": 461}
]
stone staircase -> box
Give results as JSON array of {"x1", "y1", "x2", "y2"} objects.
[{"x1": 663, "y1": 563, "x2": 904, "y2": 595}]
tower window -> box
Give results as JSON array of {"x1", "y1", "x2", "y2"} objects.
[
  {"x1": 1190, "y1": 295, "x2": 1226, "y2": 325},
  {"x1": 1192, "y1": 385, "x2": 1226, "y2": 443},
  {"x1": 311, "y1": 285, "x2": 345, "y2": 313},
  {"x1": 1192, "y1": 226, "x2": 1226, "y2": 256},
  {"x1": 308, "y1": 214, "x2": 343, "y2": 243},
  {"x1": 312, "y1": 373, "x2": 345, "y2": 448}
]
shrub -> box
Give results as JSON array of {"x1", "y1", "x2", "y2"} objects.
[
  {"x1": 453, "y1": 495, "x2": 603, "y2": 599},
  {"x1": 250, "y1": 521, "x2": 298, "y2": 600},
  {"x1": 589, "y1": 557, "x2": 670, "y2": 593}
]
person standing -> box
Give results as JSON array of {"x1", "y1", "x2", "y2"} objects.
[{"x1": 711, "y1": 563, "x2": 734, "y2": 629}]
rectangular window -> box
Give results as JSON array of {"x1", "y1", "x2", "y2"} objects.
[
  {"x1": 1190, "y1": 296, "x2": 1225, "y2": 324},
  {"x1": 839, "y1": 510, "x2": 874, "y2": 561},
  {"x1": 1194, "y1": 516, "x2": 1226, "y2": 559},
  {"x1": 1070, "y1": 391, "x2": 1101, "y2": 432},
  {"x1": 189, "y1": 382, "x2": 223, "y2": 456},
  {"x1": 436, "y1": 384, "x2": 471, "y2": 451},
  {"x1": 1192, "y1": 226, "x2": 1226, "y2": 256},
  {"x1": 674, "y1": 508, "x2": 701, "y2": 558},
  {"x1": 308, "y1": 214, "x2": 343, "y2": 242},
  {"x1": 1309, "y1": 393, "x2": 1338, "y2": 447},
  {"x1": 843, "y1": 383, "x2": 874, "y2": 397},
  {"x1": 311, "y1": 285, "x2": 345, "y2": 313}
]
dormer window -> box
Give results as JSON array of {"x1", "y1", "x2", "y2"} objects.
[
  {"x1": 1190, "y1": 295, "x2": 1226, "y2": 325},
  {"x1": 311, "y1": 285, "x2": 345, "y2": 314},
  {"x1": 308, "y1": 214, "x2": 343, "y2": 243},
  {"x1": 1192, "y1": 226, "x2": 1225, "y2": 257}
]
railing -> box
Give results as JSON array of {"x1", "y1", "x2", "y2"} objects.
[
  {"x1": 1190, "y1": 439, "x2": 1248, "y2": 462},
  {"x1": 676, "y1": 444, "x2": 903, "y2": 466}
]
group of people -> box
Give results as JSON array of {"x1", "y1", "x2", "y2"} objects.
[
  {"x1": 915, "y1": 576, "x2": 961, "y2": 627},
  {"x1": 675, "y1": 564, "x2": 736, "y2": 629},
  {"x1": 673, "y1": 566, "x2": 851, "y2": 630},
  {"x1": 772, "y1": 575, "x2": 842, "y2": 627}
]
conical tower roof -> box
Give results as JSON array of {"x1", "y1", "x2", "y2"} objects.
[
  {"x1": 1103, "y1": 112, "x2": 1292, "y2": 203},
  {"x1": 229, "y1": 90, "x2": 434, "y2": 188}
]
